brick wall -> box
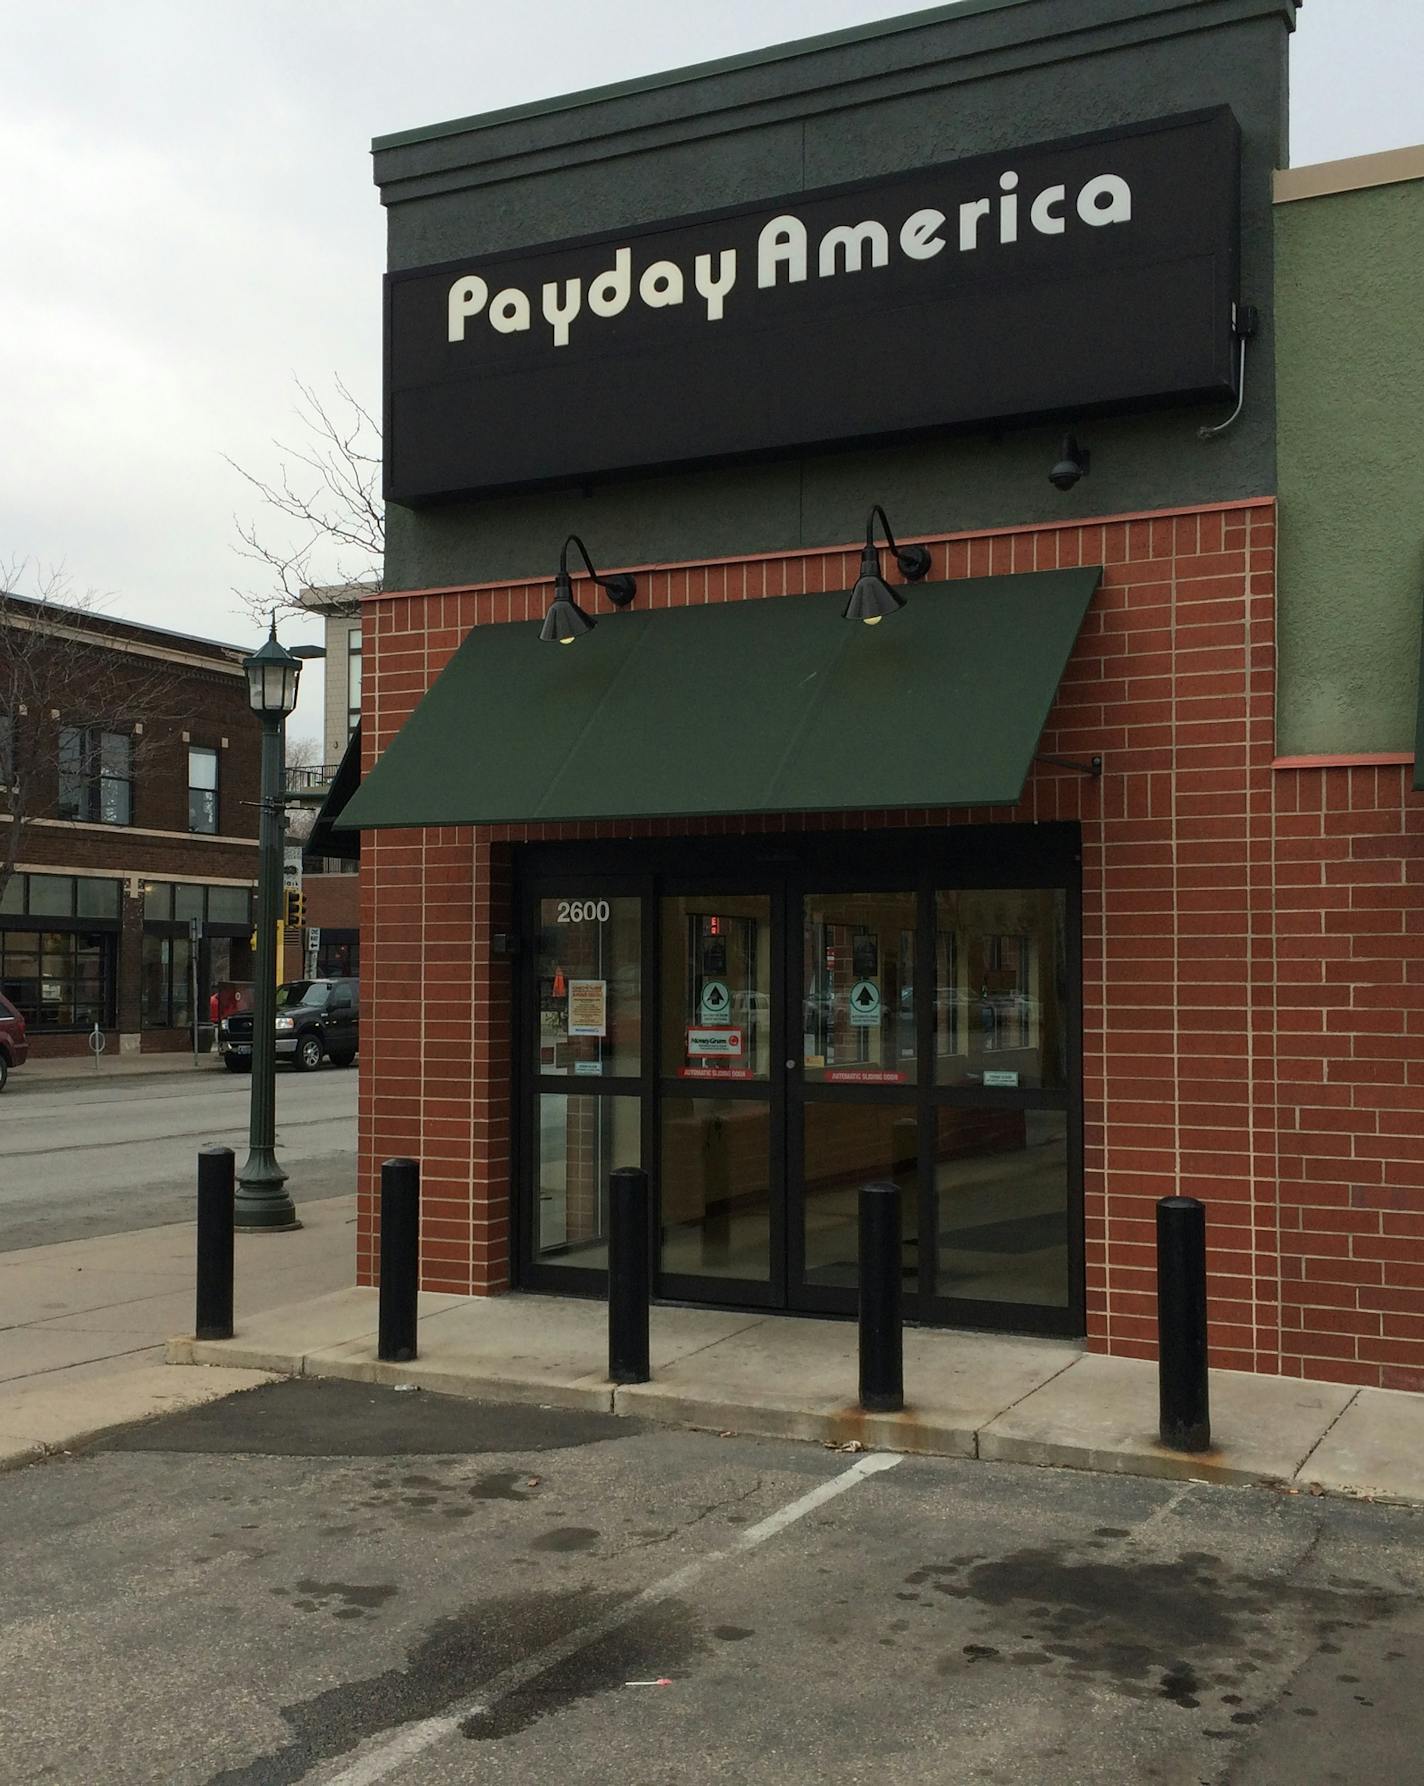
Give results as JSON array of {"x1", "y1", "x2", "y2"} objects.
[
  {"x1": 355, "y1": 499, "x2": 1424, "y2": 1390},
  {"x1": 1, "y1": 633, "x2": 258, "y2": 843}
]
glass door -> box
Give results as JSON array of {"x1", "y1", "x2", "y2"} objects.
[
  {"x1": 788, "y1": 880, "x2": 1079, "y2": 1334},
  {"x1": 928, "y1": 888, "x2": 1076, "y2": 1328},
  {"x1": 522, "y1": 885, "x2": 647, "y2": 1290},
  {"x1": 516, "y1": 832, "x2": 1082, "y2": 1337},
  {"x1": 656, "y1": 887, "x2": 784, "y2": 1308},
  {"x1": 792, "y1": 888, "x2": 921, "y2": 1314}
]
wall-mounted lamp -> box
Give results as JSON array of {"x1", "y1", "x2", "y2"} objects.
[
  {"x1": 539, "y1": 535, "x2": 637, "y2": 644},
  {"x1": 1049, "y1": 435, "x2": 1091, "y2": 492},
  {"x1": 843, "y1": 506, "x2": 932, "y2": 625}
]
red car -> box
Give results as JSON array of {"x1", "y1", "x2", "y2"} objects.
[{"x1": 0, "y1": 992, "x2": 28, "y2": 1091}]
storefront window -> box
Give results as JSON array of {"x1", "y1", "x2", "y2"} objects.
[
  {"x1": 28, "y1": 875, "x2": 73, "y2": 918},
  {"x1": 173, "y1": 883, "x2": 204, "y2": 923},
  {"x1": 208, "y1": 885, "x2": 252, "y2": 926},
  {"x1": 659, "y1": 1096, "x2": 772, "y2": 1282},
  {"x1": 802, "y1": 1102, "x2": 918, "y2": 1293},
  {"x1": 315, "y1": 930, "x2": 358, "y2": 978},
  {"x1": 660, "y1": 895, "x2": 771, "y2": 1081},
  {"x1": 533, "y1": 896, "x2": 641, "y2": 1078},
  {"x1": 142, "y1": 934, "x2": 194, "y2": 1029},
  {"x1": 535, "y1": 1094, "x2": 640, "y2": 1267},
  {"x1": 76, "y1": 878, "x2": 121, "y2": 918},
  {"x1": 801, "y1": 892, "x2": 916, "y2": 1085},
  {"x1": 934, "y1": 889, "x2": 1067, "y2": 1090},
  {"x1": 0, "y1": 930, "x2": 114, "y2": 1031},
  {"x1": 936, "y1": 1107, "x2": 1069, "y2": 1308}
]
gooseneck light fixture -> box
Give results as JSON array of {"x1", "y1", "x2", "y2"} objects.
[
  {"x1": 843, "y1": 506, "x2": 932, "y2": 625},
  {"x1": 539, "y1": 535, "x2": 637, "y2": 644},
  {"x1": 1049, "y1": 435, "x2": 1091, "y2": 492}
]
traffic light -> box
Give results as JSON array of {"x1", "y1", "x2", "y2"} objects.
[{"x1": 283, "y1": 888, "x2": 307, "y2": 928}]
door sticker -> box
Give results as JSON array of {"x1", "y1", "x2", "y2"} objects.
[
  {"x1": 686, "y1": 1025, "x2": 743, "y2": 1056},
  {"x1": 699, "y1": 980, "x2": 731, "y2": 1021},
  {"x1": 567, "y1": 978, "x2": 607, "y2": 1037},
  {"x1": 849, "y1": 979, "x2": 882, "y2": 1027}
]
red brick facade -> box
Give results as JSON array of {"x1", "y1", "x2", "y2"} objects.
[
  {"x1": 356, "y1": 497, "x2": 1424, "y2": 1391},
  {"x1": 1, "y1": 608, "x2": 260, "y2": 1055}
]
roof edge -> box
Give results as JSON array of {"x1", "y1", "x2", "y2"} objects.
[
  {"x1": 1275, "y1": 143, "x2": 1424, "y2": 204},
  {"x1": 371, "y1": 0, "x2": 1299, "y2": 158}
]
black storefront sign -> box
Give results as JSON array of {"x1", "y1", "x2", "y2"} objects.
[{"x1": 385, "y1": 108, "x2": 1240, "y2": 505}]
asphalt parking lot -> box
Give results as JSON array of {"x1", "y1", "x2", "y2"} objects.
[{"x1": 1, "y1": 1378, "x2": 1422, "y2": 1785}]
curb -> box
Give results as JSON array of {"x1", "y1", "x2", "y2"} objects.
[
  {"x1": 0, "y1": 1366, "x2": 280, "y2": 1473},
  {"x1": 166, "y1": 1337, "x2": 1332, "y2": 1496}
]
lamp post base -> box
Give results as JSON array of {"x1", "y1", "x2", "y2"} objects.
[{"x1": 235, "y1": 1150, "x2": 302, "y2": 1232}]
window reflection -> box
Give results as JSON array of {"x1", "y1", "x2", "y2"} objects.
[
  {"x1": 803, "y1": 1102, "x2": 918, "y2": 1293},
  {"x1": 661, "y1": 896, "x2": 771, "y2": 1081},
  {"x1": 802, "y1": 892, "x2": 916, "y2": 1084},
  {"x1": 934, "y1": 890, "x2": 1067, "y2": 1089},
  {"x1": 660, "y1": 1096, "x2": 772, "y2": 1281},
  {"x1": 536, "y1": 1094, "x2": 641, "y2": 1267},
  {"x1": 534, "y1": 897, "x2": 641, "y2": 1078},
  {"x1": 936, "y1": 1108, "x2": 1069, "y2": 1307}
]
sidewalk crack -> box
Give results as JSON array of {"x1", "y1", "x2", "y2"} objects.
[
  {"x1": 972, "y1": 1351, "x2": 1084, "y2": 1459},
  {"x1": 661, "y1": 1317, "x2": 768, "y2": 1366},
  {"x1": 1291, "y1": 1387, "x2": 1360, "y2": 1483}
]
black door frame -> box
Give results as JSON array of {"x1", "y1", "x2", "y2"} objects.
[{"x1": 513, "y1": 825, "x2": 1084, "y2": 1338}]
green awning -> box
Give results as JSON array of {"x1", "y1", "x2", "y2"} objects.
[
  {"x1": 336, "y1": 567, "x2": 1102, "y2": 831},
  {"x1": 308, "y1": 721, "x2": 362, "y2": 860}
]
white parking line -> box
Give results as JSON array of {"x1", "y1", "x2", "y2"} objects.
[{"x1": 317, "y1": 1451, "x2": 902, "y2": 1786}]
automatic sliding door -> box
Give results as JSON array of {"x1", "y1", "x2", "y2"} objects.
[
  {"x1": 793, "y1": 889, "x2": 920, "y2": 1314},
  {"x1": 657, "y1": 891, "x2": 780, "y2": 1305}
]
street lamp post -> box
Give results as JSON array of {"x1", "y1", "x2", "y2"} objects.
[{"x1": 235, "y1": 620, "x2": 303, "y2": 1232}]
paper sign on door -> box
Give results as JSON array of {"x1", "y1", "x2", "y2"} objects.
[{"x1": 567, "y1": 979, "x2": 607, "y2": 1037}]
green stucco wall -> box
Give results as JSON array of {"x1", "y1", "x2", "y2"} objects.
[{"x1": 1276, "y1": 177, "x2": 1424, "y2": 755}]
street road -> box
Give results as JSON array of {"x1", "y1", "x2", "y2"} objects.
[
  {"x1": 0, "y1": 1069, "x2": 356, "y2": 1250},
  {"x1": 1, "y1": 1378, "x2": 1420, "y2": 1786}
]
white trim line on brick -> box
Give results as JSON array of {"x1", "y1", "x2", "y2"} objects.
[{"x1": 0, "y1": 813, "x2": 257, "y2": 849}]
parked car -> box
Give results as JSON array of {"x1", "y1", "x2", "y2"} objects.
[
  {"x1": 0, "y1": 991, "x2": 28, "y2": 1091},
  {"x1": 218, "y1": 978, "x2": 359, "y2": 1073}
]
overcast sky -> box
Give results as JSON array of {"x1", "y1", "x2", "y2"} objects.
[{"x1": 3, "y1": 0, "x2": 1420, "y2": 747}]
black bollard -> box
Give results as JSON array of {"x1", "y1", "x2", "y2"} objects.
[
  {"x1": 608, "y1": 1166, "x2": 651, "y2": 1385},
  {"x1": 859, "y1": 1181, "x2": 904, "y2": 1413},
  {"x1": 378, "y1": 1157, "x2": 421, "y2": 1363},
  {"x1": 196, "y1": 1146, "x2": 235, "y2": 1341},
  {"x1": 1157, "y1": 1195, "x2": 1211, "y2": 1452}
]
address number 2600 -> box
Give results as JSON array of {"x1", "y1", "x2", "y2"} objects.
[{"x1": 556, "y1": 900, "x2": 611, "y2": 923}]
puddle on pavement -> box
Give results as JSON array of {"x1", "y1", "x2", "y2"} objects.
[
  {"x1": 205, "y1": 1586, "x2": 704, "y2": 1785},
  {"x1": 906, "y1": 1540, "x2": 1406, "y2": 1739}
]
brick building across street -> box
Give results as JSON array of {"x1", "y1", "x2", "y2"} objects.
[{"x1": 0, "y1": 593, "x2": 258, "y2": 1056}]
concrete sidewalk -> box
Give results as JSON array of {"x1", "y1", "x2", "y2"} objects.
[
  {"x1": 0, "y1": 1195, "x2": 355, "y2": 1468},
  {"x1": 15, "y1": 1051, "x2": 227, "y2": 1090},
  {"x1": 168, "y1": 1286, "x2": 1424, "y2": 1507}
]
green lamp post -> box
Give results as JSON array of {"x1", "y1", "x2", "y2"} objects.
[{"x1": 234, "y1": 620, "x2": 303, "y2": 1232}]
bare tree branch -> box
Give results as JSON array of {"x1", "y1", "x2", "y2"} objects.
[{"x1": 225, "y1": 375, "x2": 384, "y2": 625}]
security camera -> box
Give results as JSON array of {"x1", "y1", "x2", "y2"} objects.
[{"x1": 1049, "y1": 435, "x2": 1090, "y2": 492}]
